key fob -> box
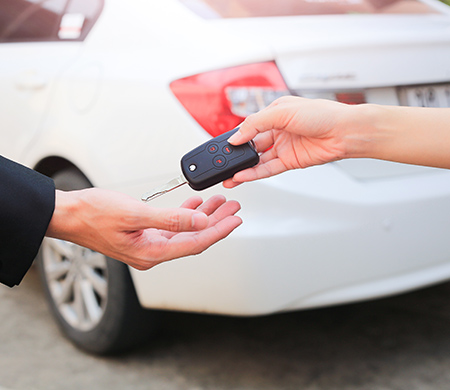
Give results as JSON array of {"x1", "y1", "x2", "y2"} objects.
[{"x1": 181, "y1": 128, "x2": 259, "y2": 191}]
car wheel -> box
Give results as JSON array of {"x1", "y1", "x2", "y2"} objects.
[{"x1": 37, "y1": 168, "x2": 159, "y2": 355}]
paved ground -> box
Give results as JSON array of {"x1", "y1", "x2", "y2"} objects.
[{"x1": 2, "y1": 266, "x2": 450, "y2": 390}]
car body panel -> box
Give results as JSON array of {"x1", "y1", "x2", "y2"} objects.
[
  {"x1": 128, "y1": 165, "x2": 450, "y2": 314},
  {"x1": 0, "y1": 42, "x2": 83, "y2": 162}
]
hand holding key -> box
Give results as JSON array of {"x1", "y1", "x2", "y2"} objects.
[
  {"x1": 142, "y1": 128, "x2": 259, "y2": 202},
  {"x1": 223, "y1": 96, "x2": 353, "y2": 188},
  {"x1": 223, "y1": 95, "x2": 450, "y2": 188}
]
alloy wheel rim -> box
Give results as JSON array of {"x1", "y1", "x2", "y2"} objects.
[{"x1": 42, "y1": 238, "x2": 108, "y2": 331}]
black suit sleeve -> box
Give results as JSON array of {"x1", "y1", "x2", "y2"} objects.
[{"x1": 0, "y1": 156, "x2": 55, "y2": 287}]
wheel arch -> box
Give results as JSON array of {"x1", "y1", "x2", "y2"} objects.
[{"x1": 34, "y1": 156, "x2": 92, "y2": 186}]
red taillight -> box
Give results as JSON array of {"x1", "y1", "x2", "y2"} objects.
[{"x1": 170, "y1": 62, "x2": 289, "y2": 137}]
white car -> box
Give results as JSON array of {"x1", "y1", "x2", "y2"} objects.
[{"x1": 1, "y1": 0, "x2": 450, "y2": 354}]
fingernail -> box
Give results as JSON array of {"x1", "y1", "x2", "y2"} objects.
[
  {"x1": 192, "y1": 212, "x2": 208, "y2": 229},
  {"x1": 227, "y1": 131, "x2": 241, "y2": 144}
]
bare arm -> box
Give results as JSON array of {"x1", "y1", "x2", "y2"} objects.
[
  {"x1": 224, "y1": 96, "x2": 450, "y2": 187},
  {"x1": 348, "y1": 104, "x2": 450, "y2": 169}
]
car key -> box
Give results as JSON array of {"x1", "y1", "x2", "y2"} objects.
[{"x1": 141, "y1": 127, "x2": 259, "y2": 202}]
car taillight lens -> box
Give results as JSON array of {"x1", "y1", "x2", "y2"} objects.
[{"x1": 170, "y1": 61, "x2": 289, "y2": 137}]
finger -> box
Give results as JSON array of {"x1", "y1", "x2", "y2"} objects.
[
  {"x1": 227, "y1": 117, "x2": 260, "y2": 145},
  {"x1": 140, "y1": 206, "x2": 208, "y2": 232},
  {"x1": 195, "y1": 194, "x2": 227, "y2": 216},
  {"x1": 206, "y1": 199, "x2": 241, "y2": 227},
  {"x1": 258, "y1": 144, "x2": 279, "y2": 164},
  {"x1": 223, "y1": 132, "x2": 274, "y2": 189},
  {"x1": 252, "y1": 132, "x2": 275, "y2": 153},
  {"x1": 196, "y1": 196, "x2": 241, "y2": 228},
  {"x1": 179, "y1": 196, "x2": 204, "y2": 210},
  {"x1": 227, "y1": 104, "x2": 291, "y2": 145},
  {"x1": 230, "y1": 159, "x2": 287, "y2": 184},
  {"x1": 222, "y1": 178, "x2": 242, "y2": 189},
  {"x1": 191, "y1": 215, "x2": 243, "y2": 254},
  {"x1": 160, "y1": 198, "x2": 241, "y2": 239},
  {"x1": 160, "y1": 215, "x2": 243, "y2": 260}
]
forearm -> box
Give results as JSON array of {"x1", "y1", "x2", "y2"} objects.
[{"x1": 344, "y1": 104, "x2": 450, "y2": 169}]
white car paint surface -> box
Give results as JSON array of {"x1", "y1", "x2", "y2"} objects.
[{"x1": 2, "y1": 0, "x2": 450, "y2": 320}]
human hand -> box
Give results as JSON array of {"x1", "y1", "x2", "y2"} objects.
[
  {"x1": 223, "y1": 96, "x2": 353, "y2": 188},
  {"x1": 47, "y1": 189, "x2": 242, "y2": 270}
]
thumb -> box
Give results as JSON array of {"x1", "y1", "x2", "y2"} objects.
[
  {"x1": 228, "y1": 103, "x2": 288, "y2": 146},
  {"x1": 227, "y1": 118, "x2": 260, "y2": 146},
  {"x1": 140, "y1": 207, "x2": 208, "y2": 232}
]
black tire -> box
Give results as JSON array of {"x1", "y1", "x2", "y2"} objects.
[{"x1": 37, "y1": 168, "x2": 159, "y2": 355}]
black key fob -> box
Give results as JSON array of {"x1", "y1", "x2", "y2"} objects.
[{"x1": 181, "y1": 128, "x2": 259, "y2": 191}]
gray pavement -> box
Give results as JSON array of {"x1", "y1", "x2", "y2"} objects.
[{"x1": 2, "y1": 266, "x2": 450, "y2": 390}]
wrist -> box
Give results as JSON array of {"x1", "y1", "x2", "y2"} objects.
[
  {"x1": 46, "y1": 190, "x2": 82, "y2": 241},
  {"x1": 340, "y1": 103, "x2": 392, "y2": 160}
]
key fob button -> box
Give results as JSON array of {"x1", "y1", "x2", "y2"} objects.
[
  {"x1": 213, "y1": 155, "x2": 226, "y2": 168},
  {"x1": 222, "y1": 145, "x2": 233, "y2": 155},
  {"x1": 207, "y1": 144, "x2": 219, "y2": 153}
]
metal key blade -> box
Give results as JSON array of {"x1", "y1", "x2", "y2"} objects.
[{"x1": 141, "y1": 174, "x2": 188, "y2": 202}]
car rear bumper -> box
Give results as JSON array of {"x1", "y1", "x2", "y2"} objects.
[{"x1": 121, "y1": 162, "x2": 450, "y2": 315}]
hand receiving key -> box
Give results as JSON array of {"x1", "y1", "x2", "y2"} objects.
[{"x1": 142, "y1": 128, "x2": 259, "y2": 202}]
